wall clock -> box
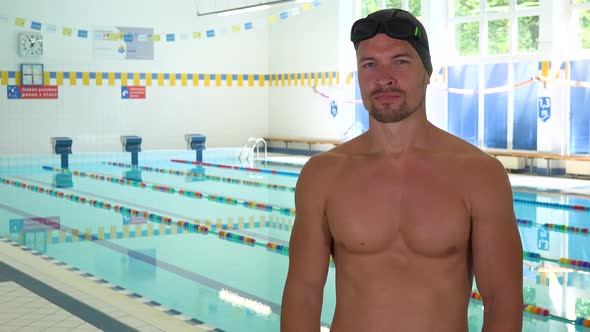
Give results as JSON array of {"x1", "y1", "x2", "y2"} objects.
[{"x1": 18, "y1": 32, "x2": 43, "y2": 58}]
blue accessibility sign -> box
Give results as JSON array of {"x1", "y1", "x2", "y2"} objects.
[
  {"x1": 121, "y1": 86, "x2": 129, "y2": 99},
  {"x1": 7, "y1": 85, "x2": 22, "y2": 99},
  {"x1": 538, "y1": 97, "x2": 551, "y2": 122}
]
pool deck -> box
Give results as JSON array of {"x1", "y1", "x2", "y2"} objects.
[{"x1": 1, "y1": 154, "x2": 590, "y2": 331}]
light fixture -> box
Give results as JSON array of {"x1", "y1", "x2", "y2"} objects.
[{"x1": 197, "y1": 0, "x2": 296, "y2": 17}]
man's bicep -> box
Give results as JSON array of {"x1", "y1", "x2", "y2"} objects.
[
  {"x1": 287, "y1": 161, "x2": 332, "y2": 286},
  {"x1": 470, "y1": 162, "x2": 523, "y2": 302}
]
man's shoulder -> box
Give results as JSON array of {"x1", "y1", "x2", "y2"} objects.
[{"x1": 438, "y1": 131, "x2": 500, "y2": 165}]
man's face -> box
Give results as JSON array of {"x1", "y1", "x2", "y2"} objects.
[{"x1": 356, "y1": 33, "x2": 430, "y2": 123}]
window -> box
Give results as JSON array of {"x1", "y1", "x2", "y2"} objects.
[
  {"x1": 360, "y1": 0, "x2": 421, "y2": 17},
  {"x1": 517, "y1": 15, "x2": 539, "y2": 53},
  {"x1": 452, "y1": 0, "x2": 540, "y2": 56},
  {"x1": 456, "y1": 22, "x2": 481, "y2": 56},
  {"x1": 488, "y1": 18, "x2": 510, "y2": 55},
  {"x1": 578, "y1": 9, "x2": 590, "y2": 49}
]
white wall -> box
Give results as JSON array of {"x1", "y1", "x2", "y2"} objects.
[
  {"x1": 0, "y1": 0, "x2": 271, "y2": 154},
  {"x1": 267, "y1": 0, "x2": 354, "y2": 142}
]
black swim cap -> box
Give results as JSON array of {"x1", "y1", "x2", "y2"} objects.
[{"x1": 351, "y1": 9, "x2": 432, "y2": 75}]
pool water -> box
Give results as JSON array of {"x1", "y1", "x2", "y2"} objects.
[{"x1": 1, "y1": 150, "x2": 590, "y2": 332}]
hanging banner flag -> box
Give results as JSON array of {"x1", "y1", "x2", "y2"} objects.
[
  {"x1": 14, "y1": 17, "x2": 25, "y2": 27},
  {"x1": 121, "y1": 86, "x2": 146, "y2": 99},
  {"x1": 7, "y1": 85, "x2": 59, "y2": 99},
  {"x1": 45, "y1": 24, "x2": 57, "y2": 33},
  {"x1": 31, "y1": 21, "x2": 42, "y2": 30}
]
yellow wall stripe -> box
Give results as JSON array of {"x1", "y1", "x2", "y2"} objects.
[
  {"x1": 44, "y1": 71, "x2": 50, "y2": 85},
  {"x1": 56, "y1": 72, "x2": 64, "y2": 86},
  {"x1": 0, "y1": 70, "x2": 355, "y2": 88},
  {"x1": 541, "y1": 61, "x2": 550, "y2": 77},
  {"x1": 70, "y1": 72, "x2": 77, "y2": 86}
]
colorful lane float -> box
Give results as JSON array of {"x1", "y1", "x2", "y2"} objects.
[
  {"x1": 105, "y1": 161, "x2": 295, "y2": 192},
  {"x1": 522, "y1": 251, "x2": 590, "y2": 273},
  {"x1": 575, "y1": 317, "x2": 590, "y2": 328},
  {"x1": 170, "y1": 159, "x2": 300, "y2": 177},
  {"x1": 42, "y1": 166, "x2": 296, "y2": 216},
  {"x1": 0, "y1": 176, "x2": 298, "y2": 257},
  {"x1": 472, "y1": 292, "x2": 551, "y2": 318},
  {"x1": 513, "y1": 198, "x2": 589, "y2": 211},
  {"x1": 218, "y1": 230, "x2": 256, "y2": 245},
  {"x1": 266, "y1": 241, "x2": 289, "y2": 254},
  {"x1": 517, "y1": 218, "x2": 590, "y2": 235}
]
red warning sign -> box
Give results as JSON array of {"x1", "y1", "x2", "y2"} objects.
[{"x1": 121, "y1": 86, "x2": 146, "y2": 99}]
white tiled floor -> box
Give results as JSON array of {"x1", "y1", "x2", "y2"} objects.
[
  {"x1": 0, "y1": 281, "x2": 101, "y2": 332},
  {"x1": 0, "y1": 240, "x2": 208, "y2": 332}
]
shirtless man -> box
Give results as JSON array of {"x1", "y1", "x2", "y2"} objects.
[{"x1": 281, "y1": 8, "x2": 523, "y2": 332}]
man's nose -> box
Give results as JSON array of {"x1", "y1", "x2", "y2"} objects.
[{"x1": 375, "y1": 67, "x2": 396, "y2": 87}]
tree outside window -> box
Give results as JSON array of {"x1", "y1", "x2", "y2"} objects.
[
  {"x1": 580, "y1": 9, "x2": 590, "y2": 49},
  {"x1": 455, "y1": 0, "x2": 480, "y2": 17},
  {"x1": 456, "y1": 21, "x2": 481, "y2": 56},
  {"x1": 488, "y1": 18, "x2": 510, "y2": 55},
  {"x1": 517, "y1": 15, "x2": 539, "y2": 53},
  {"x1": 385, "y1": 0, "x2": 402, "y2": 9},
  {"x1": 516, "y1": 0, "x2": 539, "y2": 8},
  {"x1": 487, "y1": 0, "x2": 510, "y2": 13}
]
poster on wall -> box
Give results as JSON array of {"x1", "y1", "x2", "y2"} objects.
[
  {"x1": 93, "y1": 27, "x2": 154, "y2": 60},
  {"x1": 7, "y1": 85, "x2": 58, "y2": 99}
]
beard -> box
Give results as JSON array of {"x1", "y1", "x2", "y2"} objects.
[{"x1": 367, "y1": 89, "x2": 414, "y2": 123}]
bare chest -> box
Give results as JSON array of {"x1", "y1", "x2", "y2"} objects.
[{"x1": 326, "y1": 158, "x2": 472, "y2": 258}]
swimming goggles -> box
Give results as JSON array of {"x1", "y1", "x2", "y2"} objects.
[{"x1": 350, "y1": 18, "x2": 423, "y2": 46}]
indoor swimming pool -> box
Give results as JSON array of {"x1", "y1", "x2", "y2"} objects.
[{"x1": 1, "y1": 149, "x2": 590, "y2": 332}]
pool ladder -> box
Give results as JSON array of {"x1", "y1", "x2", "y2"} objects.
[{"x1": 239, "y1": 137, "x2": 267, "y2": 166}]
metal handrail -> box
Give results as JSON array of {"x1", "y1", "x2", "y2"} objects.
[
  {"x1": 253, "y1": 137, "x2": 268, "y2": 160},
  {"x1": 239, "y1": 137, "x2": 257, "y2": 161}
]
